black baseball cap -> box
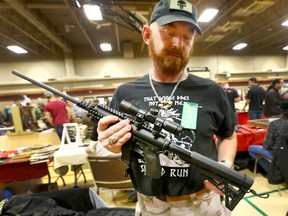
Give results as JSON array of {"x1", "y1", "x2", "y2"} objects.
[{"x1": 150, "y1": 0, "x2": 202, "y2": 35}]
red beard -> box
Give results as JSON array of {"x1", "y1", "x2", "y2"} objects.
[{"x1": 148, "y1": 38, "x2": 192, "y2": 75}]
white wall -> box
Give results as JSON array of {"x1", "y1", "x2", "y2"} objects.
[
  {"x1": 217, "y1": 55, "x2": 286, "y2": 73},
  {"x1": 75, "y1": 58, "x2": 152, "y2": 78},
  {"x1": 0, "y1": 60, "x2": 66, "y2": 84},
  {"x1": 0, "y1": 54, "x2": 287, "y2": 87},
  {"x1": 0, "y1": 54, "x2": 287, "y2": 112}
]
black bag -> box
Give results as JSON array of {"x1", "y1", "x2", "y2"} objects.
[
  {"x1": 86, "y1": 207, "x2": 135, "y2": 216},
  {"x1": 2, "y1": 195, "x2": 82, "y2": 216},
  {"x1": 268, "y1": 136, "x2": 288, "y2": 184}
]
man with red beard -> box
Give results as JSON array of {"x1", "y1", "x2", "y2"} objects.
[{"x1": 95, "y1": 0, "x2": 236, "y2": 215}]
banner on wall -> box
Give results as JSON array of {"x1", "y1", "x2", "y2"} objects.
[{"x1": 187, "y1": 67, "x2": 210, "y2": 79}]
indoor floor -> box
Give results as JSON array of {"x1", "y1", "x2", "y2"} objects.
[{"x1": 39, "y1": 165, "x2": 288, "y2": 216}]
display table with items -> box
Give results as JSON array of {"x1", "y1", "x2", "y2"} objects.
[
  {"x1": 0, "y1": 144, "x2": 58, "y2": 186},
  {"x1": 247, "y1": 118, "x2": 272, "y2": 128},
  {"x1": 235, "y1": 124, "x2": 267, "y2": 152},
  {"x1": 0, "y1": 158, "x2": 49, "y2": 183},
  {"x1": 0, "y1": 128, "x2": 60, "y2": 151}
]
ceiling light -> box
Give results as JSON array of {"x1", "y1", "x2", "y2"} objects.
[
  {"x1": 232, "y1": 43, "x2": 247, "y2": 50},
  {"x1": 198, "y1": 9, "x2": 219, "y2": 22},
  {"x1": 83, "y1": 5, "x2": 102, "y2": 21},
  {"x1": 283, "y1": 46, "x2": 288, "y2": 50},
  {"x1": 100, "y1": 43, "x2": 112, "y2": 51},
  {"x1": 71, "y1": 0, "x2": 81, "y2": 8},
  {"x1": 282, "y1": 20, "x2": 288, "y2": 26},
  {"x1": 7, "y1": 45, "x2": 28, "y2": 54}
]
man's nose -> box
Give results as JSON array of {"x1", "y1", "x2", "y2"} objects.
[{"x1": 172, "y1": 36, "x2": 184, "y2": 48}]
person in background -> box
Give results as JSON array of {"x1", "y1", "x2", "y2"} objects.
[
  {"x1": 242, "y1": 77, "x2": 266, "y2": 120},
  {"x1": 248, "y1": 100, "x2": 288, "y2": 173},
  {"x1": 264, "y1": 78, "x2": 284, "y2": 118},
  {"x1": 103, "y1": 97, "x2": 110, "y2": 106},
  {"x1": 221, "y1": 82, "x2": 241, "y2": 124},
  {"x1": 95, "y1": 0, "x2": 237, "y2": 215},
  {"x1": 37, "y1": 98, "x2": 46, "y2": 119},
  {"x1": 0, "y1": 110, "x2": 5, "y2": 127},
  {"x1": 91, "y1": 99, "x2": 100, "y2": 107},
  {"x1": 3, "y1": 106, "x2": 12, "y2": 126},
  {"x1": 44, "y1": 91, "x2": 73, "y2": 140}
]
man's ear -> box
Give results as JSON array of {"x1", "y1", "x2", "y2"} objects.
[{"x1": 142, "y1": 25, "x2": 151, "y2": 45}]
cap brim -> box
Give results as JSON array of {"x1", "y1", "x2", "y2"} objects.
[{"x1": 156, "y1": 14, "x2": 202, "y2": 35}]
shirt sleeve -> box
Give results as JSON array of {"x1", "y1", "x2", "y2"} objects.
[{"x1": 263, "y1": 122, "x2": 275, "y2": 150}]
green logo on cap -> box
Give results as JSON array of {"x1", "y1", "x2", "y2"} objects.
[{"x1": 170, "y1": 0, "x2": 192, "y2": 14}]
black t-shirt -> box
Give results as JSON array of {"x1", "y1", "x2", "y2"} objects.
[
  {"x1": 110, "y1": 74, "x2": 235, "y2": 198},
  {"x1": 246, "y1": 85, "x2": 266, "y2": 111}
]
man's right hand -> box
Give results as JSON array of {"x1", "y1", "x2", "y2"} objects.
[{"x1": 97, "y1": 116, "x2": 132, "y2": 154}]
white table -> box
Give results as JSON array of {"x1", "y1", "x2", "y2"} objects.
[{"x1": 53, "y1": 145, "x2": 88, "y2": 187}]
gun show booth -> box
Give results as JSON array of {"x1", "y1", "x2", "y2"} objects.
[
  {"x1": 0, "y1": 101, "x2": 62, "y2": 192},
  {"x1": 0, "y1": 84, "x2": 138, "y2": 215},
  {"x1": 1, "y1": 0, "x2": 288, "y2": 215}
]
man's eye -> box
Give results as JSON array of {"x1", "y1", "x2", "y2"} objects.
[{"x1": 165, "y1": 31, "x2": 174, "y2": 37}]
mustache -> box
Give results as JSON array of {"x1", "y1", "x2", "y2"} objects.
[{"x1": 164, "y1": 49, "x2": 184, "y2": 59}]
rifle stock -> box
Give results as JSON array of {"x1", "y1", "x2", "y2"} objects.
[{"x1": 12, "y1": 70, "x2": 254, "y2": 211}]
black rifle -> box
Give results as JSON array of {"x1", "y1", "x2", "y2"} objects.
[{"x1": 12, "y1": 70, "x2": 265, "y2": 211}]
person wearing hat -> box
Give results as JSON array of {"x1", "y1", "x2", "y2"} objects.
[
  {"x1": 96, "y1": 0, "x2": 236, "y2": 215},
  {"x1": 248, "y1": 100, "x2": 288, "y2": 174},
  {"x1": 43, "y1": 91, "x2": 73, "y2": 140}
]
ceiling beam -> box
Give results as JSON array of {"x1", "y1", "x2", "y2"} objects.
[
  {"x1": 62, "y1": 0, "x2": 98, "y2": 53},
  {"x1": 196, "y1": 1, "x2": 243, "y2": 53},
  {"x1": 0, "y1": 31, "x2": 39, "y2": 55},
  {"x1": 0, "y1": 9, "x2": 58, "y2": 54},
  {"x1": 195, "y1": 0, "x2": 242, "y2": 43},
  {"x1": 253, "y1": 29, "x2": 288, "y2": 51},
  {"x1": 3, "y1": 0, "x2": 73, "y2": 54},
  {"x1": 220, "y1": 0, "x2": 286, "y2": 52}
]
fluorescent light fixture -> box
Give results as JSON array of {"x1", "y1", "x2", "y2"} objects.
[
  {"x1": 198, "y1": 8, "x2": 219, "y2": 22},
  {"x1": 7, "y1": 45, "x2": 28, "y2": 54},
  {"x1": 75, "y1": 0, "x2": 81, "y2": 8},
  {"x1": 232, "y1": 43, "x2": 247, "y2": 50},
  {"x1": 100, "y1": 43, "x2": 112, "y2": 51},
  {"x1": 83, "y1": 4, "x2": 102, "y2": 21},
  {"x1": 283, "y1": 46, "x2": 288, "y2": 50},
  {"x1": 282, "y1": 20, "x2": 288, "y2": 26},
  {"x1": 71, "y1": 0, "x2": 81, "y2": 8}
]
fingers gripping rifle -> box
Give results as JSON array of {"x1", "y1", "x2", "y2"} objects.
[{"x1": 12, "y1": 70, "x2": 261, "y2": 211}]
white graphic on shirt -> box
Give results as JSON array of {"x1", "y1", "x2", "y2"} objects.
[{"x1": 140, "y1": 95, "x2": 197, "y2": 175}]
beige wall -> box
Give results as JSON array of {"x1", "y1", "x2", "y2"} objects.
[
  {"x1": 1, "y1": 54, "x2": 287, "y2": 88},
  {"x1": 1, "y1": 60, "x2": 66, "y2": 84},
  {"x1": 0, "y1": 53, "x2": 287, "y2": 111}
]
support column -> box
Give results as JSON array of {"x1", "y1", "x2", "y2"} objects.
[{"x1": 64, "y1": 52, "x2": 76, "y2": 78}]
